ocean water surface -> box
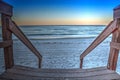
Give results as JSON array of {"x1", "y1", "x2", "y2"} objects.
[
  {"x1": 0, "y1": 25, "x2": 105, "y2": 40},
  {"x1": 18, "y1": 25, "x2": 105, "y2": 39}
]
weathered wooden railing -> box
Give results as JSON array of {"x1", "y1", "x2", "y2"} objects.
[
  {"x1": 1, "y1": 0, "x2": 120, "y2": 72},
  {"x1": 80, "y1": 5, "x2": 120, "y2": 71},
  {"x1": 0, "y1": 0, "x2": 42, "y2": 69}
]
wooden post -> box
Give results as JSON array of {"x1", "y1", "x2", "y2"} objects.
[
  {"x1": 107, "y1": 5, "x2": 120, "y2": 70},
  {"x1": 1, "y1": 14, "x2": 14, "y2": 69}
]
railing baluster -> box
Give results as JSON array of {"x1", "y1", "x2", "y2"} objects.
[{"x1": 80, "y1": 58, "x2": 83, "y2": 69}]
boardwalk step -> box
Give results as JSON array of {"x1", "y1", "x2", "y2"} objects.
[{"x1": 0, "y1": 65, "x2": 120, "y2": 80}]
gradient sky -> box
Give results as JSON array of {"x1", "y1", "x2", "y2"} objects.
[{"x1": 3, "y1": 0, "x2": 120, "y2": 25}]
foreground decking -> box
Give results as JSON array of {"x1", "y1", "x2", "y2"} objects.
[{"x1": 0, "y1": 65, "x2": 120, "y2": 80}]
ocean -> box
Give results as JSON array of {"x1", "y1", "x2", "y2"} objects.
[
  {"x1": 0, "y1": 25, "x2": 106, "y2": 40},
  {"x1": 1, "y1": 25, "x2": 120, "y2": 74}
]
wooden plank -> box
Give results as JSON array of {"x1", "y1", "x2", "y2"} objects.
[
  {"x1": 81, "y1": 73, "x2": 120, "y2": 80},
  {"x1": 1, "y1": 14, "x2": 14, "y2": 69},
  {"x1": 0, "y1": 40, "x2": 13, "y2": 48},
  {"x1": 108, "y1": 19, "x2": 120, "y2": 70},
  {"x1": 80, "y1": 20, "x2": 117, "y2": 59},
  {"x1": 8, "y1": 19, "x2": 42, "y2": 68},
  {"x1": 1, "y1": 73, "x2": 120, "y2": 80},
  {"x1": 5, "y1": 69, "x2": 112, "y2": 78},
  {"x1": 1, "y1": 66, "x2": 120, "y2": 80},
  {"x1": 12, "y1": 65, "x2": 107, "y2": 73},
  {"x1": 1, "y1": 73, "x2": 39, "y2": 80},
  {"x1": 0, "y1": 78, "x2": 8, "y2": 80},
  {"x1": 4, "y1": 67, "x2": 115, "y2": 78},
  {"x1": 1, "y1": 74, "x2": 120, "y2": 80},
  {"x1": 0, "y1": 1, "x2": 12, "y2": 16},
  {"x1": 114, "y1": 5, "x2": 120, "y2": 19},
  {"x1": 1, "y1": 69, "x2": 118, "y2": 80},
  {"x1": 114, "y1": 9, "x2": 120, "y2": 19},
  {"x1": 110, "y1": 42, "x2": 120, "y2": 50}
]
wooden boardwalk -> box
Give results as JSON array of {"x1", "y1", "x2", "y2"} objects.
[
  {"x1": 1, "y1": 0, "x2": 120, "y2": 80},
  {"x1": 0, "y1": 65, "x2": 120, "y2": 80}
]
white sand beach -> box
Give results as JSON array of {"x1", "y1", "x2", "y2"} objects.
[{"x1": 0, "y1": 37, "x2": 117, "y2": 74}]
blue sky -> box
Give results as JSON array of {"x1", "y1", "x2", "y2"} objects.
[{"x1": 3, "y1": 0, "x2": 120, "y2": 25}]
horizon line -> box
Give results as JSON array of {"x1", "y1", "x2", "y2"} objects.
[{"x1": 17, "y1": 24, "x2": 106, "y2": 26}]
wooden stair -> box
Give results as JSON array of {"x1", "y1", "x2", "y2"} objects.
[
  {"x1": 0, "y1": 65, "x2": 120, "y2": 80},
  {"x1": 0, "y1": 1, "x2": 120, "y2": 80}
]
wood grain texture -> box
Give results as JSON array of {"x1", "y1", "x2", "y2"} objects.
[
  {"x1": 0, "y1": 65, "x2": 120, "y2": 80},
  {"x1": 114, "y1": 5, "x2": 120, "y2": 19},
  {"x1": 108, "y1": 19, "x2": 120, "y2": 70},
  {"x1": 8, "y1": 19, "x2": 42, "y2": 68},
  {"x1": 1, "y1": 14, "x2": 14, "y2": 69},
  {"x1": 114, "y1": 9, "x2": 120, "y2": 19},
  {"x1": 80, "y1": 58, "x2": 83, "y2": 68},
  {"x1": 0, "y1": 40, "x2": 13, "y2": 48},
  {"x1": 0, "y1": 1, "x2": 12, "y2": 16},
  {"x1": 110, "y1": 42, "x2": 120, "y2": 50},
  {"x1": 12, "y1": 65, "x2": 107, "y2": 73}
]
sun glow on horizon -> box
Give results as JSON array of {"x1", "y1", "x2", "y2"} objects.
[
  {"x1": 3, "y1": 0, "x2": 118, "y2": 25},
  {"x1": 14, "y1": 11, "x2": 112, "y2": 25}
]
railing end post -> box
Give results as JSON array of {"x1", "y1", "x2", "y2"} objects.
[
  {"x1": 80, "y1": 58, "x2": 83, "y2": 69},
  {"x1": 114, "y1": 5, "x2": 120, "y2": 19},
  {"x1": 38, "y1": 57, "x2": 42, "y2": 68}
]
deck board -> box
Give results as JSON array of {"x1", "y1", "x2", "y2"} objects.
[
  {"x1": 0, "y1": 65, "x2": 120, "y2": 80},
  {"x1": 12, "y1": 65, "x2": 107, "y2": 73}
]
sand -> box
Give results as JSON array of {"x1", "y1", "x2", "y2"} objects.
[{"x1": 1, "y1": 37, "x2": 120, "y2": 74}]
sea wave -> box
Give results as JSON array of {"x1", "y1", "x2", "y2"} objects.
[
  {"x1": 10, "y1": 35, "x2": 97, "y2": 40},
  {"x1": 0, "y1": 34, "x2": 112, "y2": 41},
  {"x1": 0, "y1": 25, "x2": 107, "y2": 40}
]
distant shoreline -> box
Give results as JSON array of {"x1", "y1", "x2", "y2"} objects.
[
  {"x1": 0, "y1": 24, "x2": 106, "y2": 27},
  {"x1": 0, "y1": 25, "x2": 106, "y2": 27}
]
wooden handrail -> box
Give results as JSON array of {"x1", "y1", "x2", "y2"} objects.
[
  {"x1": 0, "y1": 40, "x2": 13, "y2": 48},
  {"x1": 80, "y1": 20, "x2": 117, "y2": 68},
  {"x1": 8, "y1": 18, "x2": 42, "y2": 68},
  {"x1": 0, "y1": 0, "x2": 42, "y2": 69}
]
